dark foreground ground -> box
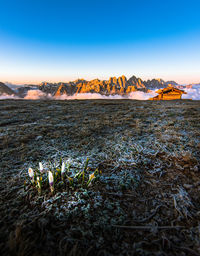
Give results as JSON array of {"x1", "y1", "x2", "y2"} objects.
[{"x1": 0, "y1": 99, "x2": 200, "y2": 256}]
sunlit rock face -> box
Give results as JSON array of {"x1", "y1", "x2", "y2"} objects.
[
  {"x1": 74, "y1": 76, "x2": 127, "y2": 95},
  {"x1": 38, "y1": 75, "x2": 177, "y2": 96},
  {"x1": 54, "y1": 83, "x2": 77, "y2": 96},
  {"x1": 0, "y1": 75, "x2": 179, "y2": 98},
  {"x1": 52, "y1": 76, "x2": 143, "y2": 96},
  {"x1": 0, "y1": 82, "x2": 15, "y2": 95},
  {"x1": 126, "y1": 86, "x2": 137, "y2": 93}
]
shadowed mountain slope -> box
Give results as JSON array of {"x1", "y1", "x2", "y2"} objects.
[{"x1": 0, "y1": 82, "x2": 16, "y2": 95}]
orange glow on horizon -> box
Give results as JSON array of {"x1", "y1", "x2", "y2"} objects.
[{"x1": 2, "y1": 75, "x2": 200, "y2": 86}]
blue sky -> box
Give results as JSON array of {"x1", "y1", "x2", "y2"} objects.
[{"x1": 0, "y1": 0, "x2": 200, "y2": 84}]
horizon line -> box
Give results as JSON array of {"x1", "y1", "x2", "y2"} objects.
[{"x1": 2, "y1": 74, "x2": 200, "y2": 86}]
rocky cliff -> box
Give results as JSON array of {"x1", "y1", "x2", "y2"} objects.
[
  {"x1": 0, "y1": 82, "x2": 16, "y2": 95},
  {"x1": 144, "y1": 79, "x2": 177, "y2": 89},
  {"x1": 39, "y1": 75, "x2": 176, "y2": 96},
  {"x1": 1, "y1": 75, "x2": 178, "y2": 98}
]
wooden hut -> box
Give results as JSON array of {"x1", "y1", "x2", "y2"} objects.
[{"x1": 149, "y1": 86, "x2": 186, "y2": 100}]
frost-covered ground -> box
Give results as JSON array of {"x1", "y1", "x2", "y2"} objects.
[{"x1": 0, "y1": 99, "x2": 200, "y2": 255}]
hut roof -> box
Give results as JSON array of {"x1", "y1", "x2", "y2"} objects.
[{"x1": 156, "y1": 86, "x2": 186, "y2": 95}]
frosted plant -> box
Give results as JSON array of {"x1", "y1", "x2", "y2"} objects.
[
  {"x1": 89, "y1": 172, "x2": 95, "y2": 181},
  {"x1": 61, "y1": 162, "x2": 66, "y2": 178},
  {"x1": 48, "y1": 171, "x2": 54, "y2": 193},
  {"x1": 25, "y1": 158, "x2": 101, "y2": 195},
  {"x1": 37, "y1": 176, "x2": 42, "y2": 194},
  {"x1": 87, "y1": 170, "x2": 97, "y2": 187},
  {"x1": 39, "y1": 162, "x2": 44, "y2": 173},
  {"x1": 28, "y1": 167, "x2": 34, "y2": 184},
  {"x1": 173, "y1": 186, "x2": 194, "y2": 218}
]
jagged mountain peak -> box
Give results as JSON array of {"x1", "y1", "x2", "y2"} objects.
[{"x1": 12, "y1": 75, "x2": 178, "y2": 97}]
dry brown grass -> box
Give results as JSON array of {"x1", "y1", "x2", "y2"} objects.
[{"x1": 0, "y1": 99, "x2": 200, "y2": 255}]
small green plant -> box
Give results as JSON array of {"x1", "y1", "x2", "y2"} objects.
[{"x1": 27, "y1": 158, "x2": 101, "y2": 195}]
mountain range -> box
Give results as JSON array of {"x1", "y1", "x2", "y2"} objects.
[
  {"x1": 0, "y1": 75, "x2": 178, "y2": 97},
  {"x1": 39, "y1": 75, "x2": 177, "y2": 96}
]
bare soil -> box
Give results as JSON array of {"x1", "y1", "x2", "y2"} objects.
[{"x1": 0, "y1": 99, "x2": 200, "y2": 256}]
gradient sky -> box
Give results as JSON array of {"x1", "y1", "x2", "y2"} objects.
[{"x1": 0, "y1": 0, "x2": 200, "y2": 84}]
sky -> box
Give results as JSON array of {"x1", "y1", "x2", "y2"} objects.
[{"x1": 0, "y1": 0, "x2": 200, "y2": 84}]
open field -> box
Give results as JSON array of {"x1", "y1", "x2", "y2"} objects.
[{"x1": 0, "y1": 99, "x2": 200, "y2": 256}]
